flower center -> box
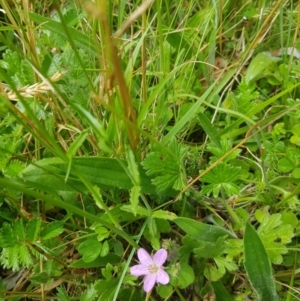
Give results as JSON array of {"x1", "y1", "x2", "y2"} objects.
[{"x1": 148, "y1": 264, "x2": 159, "y2": 274}]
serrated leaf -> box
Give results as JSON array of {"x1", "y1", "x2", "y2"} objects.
[
  {"x1": 2, "y1": 160, "x2": 24, "y2": 178},
  {"x1": 26, "y1": 218, "x2": 42, "y2": 243},
  {"x1": 94, "y1": 278, "x2": 119, "y2": 301},
  {"x1": 29, "y1": 271, "x2": 50, "y2": 284},
  {"x1": 142, "y1": 139, "x2": 186, "y2": 193},
  {"x1": 56, "y1": 287, "x2": 70, "y2": 301},
  {"x1": 40, "y1": 221, "x2": 64, "y2": 240},
  {"x1": 244, "y1": 222, "x2": 279, "y2": 301},
  {"x1": 80, "y1": 284, "x2": 97, "y2": 301},
  {"x1": 207, "y1": 140, "x2": 241, "y2": 163},
  {"x1": 0, "y1": 223, "x2": 18, "y2": 247},
  {"x1": 14, "y1": 220, "x2": 26, "y2": 241},
  {"x1": 129, "y1": 185, "x2": 141, "y2": 216},
  {"x1": 18, "y1": 244, "x2": 33, "y2": 268},
  {"x1": 201, "y1": 163, "x2": 241, "y2": 197}
]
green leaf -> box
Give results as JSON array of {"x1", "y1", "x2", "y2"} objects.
[
  {"x1": 277, "y1": 158, "x2": 294, "y2": 173},
  {"x1": 94, "y1": 227, "x2": 110, "y2": 242},
  {"x1": 0, "y1": 223, "x2": 18, "y2": 247},
  {"x1": 207, "y1": 140, "x2": 241, "y2": 163},
  {"x1": 22, "y1": 157, "x2": 173, "y2": 195},
  {"x1": 67, "y1": 130, "x2": 89, "y2": 158},
  {"x1": 211, "y1": 281, "x2": 234, "y2": 301},
  {"x1": 172, "y1": 263, "x2": 194, "y2": 289},
  {"x1": 40, "y1": 221, "x2": 64, "y2": 240},
  {"x1": 292, "y1": 167, "x2": 300, "y2": 178},
  {"x1": 56, "y1": 287, "x2": 70, "y2": 301},
  {"x1": 174, "y1": 217, "x2": 235, "y2": 243},
  {"x1": 197, "y1": 112, "x2": 221, "y2": 149},
  {"x1": 129, "y1": 185, "x2": 141, "y2": 216},
  {"x1": 100, "y1": 240, "x2": 109, "y2": 257},
  {"x1": 256, "y1": 213, "x2": 294, "y2": 264},
  {"x1": 142, "y1": 139, "x2": 186, "y2": 193},
  {"x1": 69, "y1": 253, "x2": 120, "y2": 268},
  {"x1": 245, "y1": 52, "x2": 281, "y2": 83},
  {"x1": 29, "y1": 13, "x2": 98, "y2": 56},
  {"x1": 244, "y1": 222, "x2": 279, "y2": 301},
  {"x1": 94, "y1": 278, "x2": 119, "y2": 301},
  {"x1": 80, "y1": 284, "x2": 97, "y2": 301},
  {"x1": 78, "y1": 239, "x2": 102, "y2": 263},
  {"x1": 29, "y1": 271, "x2": 51, "y2": 284},
  {"x1": 193, "y1": 236, "x2": 226, "y2": 258},
  {"x1": 201, "y1": 163, "x2": 241, "y2": 197},
  {"x1": 151, "y1": 210, "x2": 177, "y2": 221},
  {"x1": 26, "y1": 218, "x2": 42, "y2": 243}
]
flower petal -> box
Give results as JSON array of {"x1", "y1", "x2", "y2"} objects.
[
  {"x1": 156, "y1": 269, "x2": 170, "y2": 285},
  {"x1": 137, "y1": 248, "x2": 153, "y2": 266},
  {"x1": 130, "y1": 264, "x2": 149, "y2": 276},
  {"x1": 143, "y1": 274, "x2": 156, "y2": 292},
  {"x1": 153, "y1": 249, "x2": 168, "y2": 267}
]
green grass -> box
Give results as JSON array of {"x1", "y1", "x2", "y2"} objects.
[{"x1": 0, "y1": 0, "x2": 300, "y2": 300}]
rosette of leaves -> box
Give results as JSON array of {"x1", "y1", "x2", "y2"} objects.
[{"x1": 142, "y1": 139, "x2": 187, "y2": 194}]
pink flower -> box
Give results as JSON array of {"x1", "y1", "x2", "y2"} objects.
[{"x1": 130, "y1": 248, "x2": 170, "y2": 292}]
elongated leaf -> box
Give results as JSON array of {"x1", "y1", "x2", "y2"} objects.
[
  {"x1": 67, "y1": 130, "x2": 89, "y2": 158},
  {"x1": 211, "y1": 281, "x2": 234, "y2": 301},
  {"x1": 69, "y1": 253, "x2": 120, "y2": 268},
  {"x1": 173, "y1": 217, "x2": 235, "y2": 242},
  {"x1": 198, "y1": 112, "x2": 221, "y2": 149},
  {"x1": 21, "y1": 157, "x2": 175, "y2": 196},
  {"x1": 244, "y1": 222, "x2": 279, "y2": 301},
  {"x1": 26, "y1": 218, "x2": 42, "y2": 243},
  {"x1": 0, "y1": 178, "x2": 138, "y2": 248}
]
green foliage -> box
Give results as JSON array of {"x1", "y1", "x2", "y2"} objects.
[
  {"x1": 244, "y1": 222, "x2": 279, "y2": 301},
  {"x1": 255, "y1": 211, "x2": 294, "y2": 264},
  {"x1": 0, "y1": 219, "x2": 64, "y2": 271},
  {"x1": 0, "y1": 0, "x2": 300, "y2": 300},
  {"x1": 200, "y1": 163, "x2": 241, "y2": 197},
  {"x1": 142, "y1": 139, "x2": 187, "y2": 194}
]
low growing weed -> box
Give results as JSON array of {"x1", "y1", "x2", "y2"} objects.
[{"x1": 0, "y1": 0, "x2": 299, "y2": 300}]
